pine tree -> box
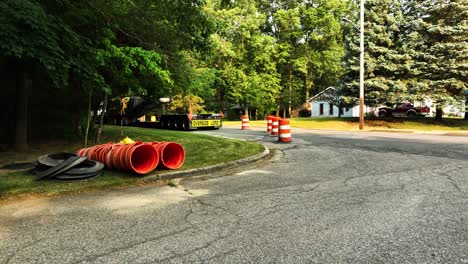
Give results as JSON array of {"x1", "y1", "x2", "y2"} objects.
[
  {"x1": 366, "y1": 0, "x2": 409, "y2": 105},
  {"x1": 341, "y1": 0, "x2": 410, "y2": 107},
  {"x1": 405, "y1": 0, "x2": 468, "y2": 120}
]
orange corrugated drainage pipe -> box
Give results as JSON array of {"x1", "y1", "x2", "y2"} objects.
[
  {"x1": 106, "y1": 143, "x2": 123, "y2": 170},
  {"x1": 150, "y1": 142, "x2": 185, "y2": 170},
  {"x1": 78, "y1": 142, "x2": 159, "y2": 174},
  {"x1": 241, "y1": 115, "x2": 250, "y2": 130},
  {"x1": 98, "y1": 143, "x2": 114, "y2": 166},
  {"x1": 115, "y1": 142, "x2": 158, "y2": 174},
  {"x1": 271, "y1": 116, "x2": 280, "y2": 136},
  {"x1": 278, "y1": 118, "x2": 292, "y2": 143},
  {"x1": 267, "y1": 115, "x2": 273, "y2": 133}
]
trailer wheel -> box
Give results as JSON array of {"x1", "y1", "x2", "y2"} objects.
[
  {"x1": 169, "y1": 119, "x2": 176, "y2": 129},
  {"x1": 177, "y1": 120, "x2": 184, "y2": 130},
  {"x1": 184, "y1": 120, "x2": 190, "y2": 131}
]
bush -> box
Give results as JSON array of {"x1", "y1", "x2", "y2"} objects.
[{"x1": 298, "y1": 109, "x2": 311, "y2": 117}]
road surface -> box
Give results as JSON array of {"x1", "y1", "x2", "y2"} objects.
[{"x1": 1, "y1": 128, "x2": 467, "y2": 263}]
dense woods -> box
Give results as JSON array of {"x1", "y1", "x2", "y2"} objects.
[{"x1": 1, "y1": 0, "x2": 467, "y2": 150}]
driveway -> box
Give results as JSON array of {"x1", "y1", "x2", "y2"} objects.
[{"x1": 1, "y1": 128, "x2": 467, "y2": 263}]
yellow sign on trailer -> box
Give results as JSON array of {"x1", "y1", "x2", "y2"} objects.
[{"x1": 191, "y1": 119, "x2": 221, "y2": 128}]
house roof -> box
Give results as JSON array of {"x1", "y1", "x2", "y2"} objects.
[{"x1": 306, "y1": 87, "x2": 337, "y2": 102}]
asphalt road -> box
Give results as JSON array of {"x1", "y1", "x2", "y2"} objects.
[{"x1": 1, "y1": 127, "x2": 467, "y2": 263}]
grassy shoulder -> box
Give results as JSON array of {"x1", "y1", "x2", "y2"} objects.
[
  {"x1": 222, "y1": 117, "x2": 468, "y2": 131},
  {"x1": 0, "y1": 125, "x2": 264, "y2": 199}
]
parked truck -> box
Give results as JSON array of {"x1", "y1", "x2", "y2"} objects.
[
  {"x1": 131, "y1": 113, "x2": 222, "y2": 131},
  {"x1": 377, "y1": 103, "x2": 430, "y2": 118}
]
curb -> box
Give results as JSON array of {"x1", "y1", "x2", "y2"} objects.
[{"x1": 142, "y1": 144, "x2": 270, "y2": 182}]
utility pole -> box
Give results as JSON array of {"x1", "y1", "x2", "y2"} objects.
[{"x1": 359, "y1": 0, "x2": 365, "y2": 130}]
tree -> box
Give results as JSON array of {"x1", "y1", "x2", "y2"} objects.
[
  {"x1": 404, "y1": 0, "x2": 468, "y2": 120},
  {"x1": 274, "y1": 6, "x2": 303, "y2": 116},
  {"x1": 1, "y1": 0, "x2": 212, "y2": 149},
  {"x1": 207, "y1": 0, "x2": 281, "y2": 117},
  {"x1": 298, "y1": 0, "x2": 347, "y2": 100},
  {"x1": 0, "y1": 0, "x2": 103, "y2": 150},
  {"x1": 260, "y1": 0, "x2": 347, "y2": 117},
  {"x1": 341, "y1": 0, "x2": 409, "y2": 108}
]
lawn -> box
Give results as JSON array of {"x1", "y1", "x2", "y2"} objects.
[
  {"x1": 222, "y1": 117, "x2": 468, "y2": 131},
  {"x1": 0, "y1": 125, "x2": 264, "y2": 199}
]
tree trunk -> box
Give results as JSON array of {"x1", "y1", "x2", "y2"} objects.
[
  {"x1": 216, "y1": 84, "x2": 223, "y2": 114},
  {"x1": 244, "y1": 106, "x2": 249, "y2": 117},
  {"x1": 90, "y1": 102, "x2": 99, "y2": 133},
  {"x1": 305, "y1": 72, "x2": 313, "y2": 110},
  {"x1": 288, "y1": 68, "x2": 292, "y2": 118},
  {"x1": 277, "y1": 102, "x2": 280, "y2": 117},
  {"x1": 83, "y1": 92, "x2": 92, "y2": 148},
  {"x1": 14, "y1": 71, "x2": 31, "y2": 152},
  {"x1": 434, "y1": 105, "x2": 443, "y2": 121},
  {"x1": 465, "y1": 99, "x2": 468, "y2": 120},
  {"x1": 96, "y1": 93, "x2": 108, "y2": 144}
]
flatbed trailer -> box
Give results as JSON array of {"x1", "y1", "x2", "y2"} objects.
[{"x1": 130, "y1": 114, "x2": 222, "y2": 131}]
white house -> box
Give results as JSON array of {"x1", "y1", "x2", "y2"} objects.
[
  {"x1": 414, "y1": 99, "x2": 465, "y2": 117},
  {"x1": 307, "y1": 87, "x2": 373, "y2": 118}
]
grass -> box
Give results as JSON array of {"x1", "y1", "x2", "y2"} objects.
[
  {"x1": 222, "y1": 117, "x2": 468, "y2": 131},
  {"x1": 0, "y1": 125, "x2": 264, "y2": 200}
]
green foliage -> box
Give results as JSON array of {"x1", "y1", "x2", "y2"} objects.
[
  {"x1": 340, "y1": 0, "x2": 467, "y2": 110},
  {"x1": 96, "y1": 31, "x2": 172, "y2": 96},
  {"x1": 267, "y1": 0, "x2": 347, "y2": 114},
  {"x1": 341, "y1": 0, "x2": 409, "y2": 106},
  {"x1": 169, "y1": 94, "x2": 206, "y2": 113},
  {"x1": 0, "y1": 0, "x2": 99, "y2": 88},
  {"x1": 406, "y1": 0, "x2": 468, "y2": 102},
  {"x1": 207, "y1": 1, "x2": 281, "y2": 114}
]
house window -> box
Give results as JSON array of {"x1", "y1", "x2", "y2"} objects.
[
  {"x1": 329, "y1": 103, "x2": 334, "y2": 115},
  {"x1": 319, "y1": 103, "x2": 324, "y2": 115}
]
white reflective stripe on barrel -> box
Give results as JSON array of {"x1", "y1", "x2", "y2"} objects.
[
  {"x1": 279, "y1": 125, "x2": 290, "y2": 130},
  {"x1": 267, "y1": 120, "x2": 272, "y2": 123},
  {"x1": 242, "y1": 124, "x2": 250, "y2": 127},
  {"x1": 279, "y1": 133, "x2": 291, "y2": 138},
  {"x1": 267, "y1": 125, "x2": 272, "y2": 129},
  {"x1": 272, "y1": 128, "x2": 278, "y2": 132},
  {"x1": 272, "y1": 122, "x2": 279, "y2": 126},
  {"x1": 242, "y1": 119, "x2": 249, "y2": 122}
]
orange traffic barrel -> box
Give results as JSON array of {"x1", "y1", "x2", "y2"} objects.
[
  {"x1": 241, "y1": 115, "x2": 250, "y2": 130},
  {"x1": 267, "y1": 115, "x2": 273, "y2": 133},
  {"x1": 271, "y1": 116, "x2": 280, "y2": 136},
  {"x1": 278, "y1": 118, "x2": 292, "y2": 143}
]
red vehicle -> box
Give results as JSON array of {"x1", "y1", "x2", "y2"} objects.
[{"x1": 378, "y1": 103, "x2": 430, "y2": 118}]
